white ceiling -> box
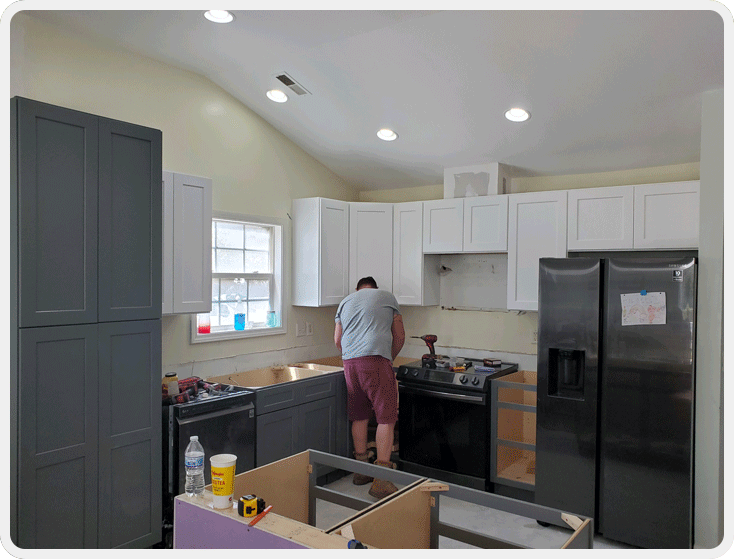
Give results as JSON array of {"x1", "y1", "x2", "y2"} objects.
[{"x1": 30, "y1": 9, "x2": 724, "y2": 191}]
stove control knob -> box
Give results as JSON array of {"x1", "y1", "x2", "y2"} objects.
[
  {"x1": 412, "y1": 370, "x2": 419, "y2": 377},
  {"x1": 471, "y1": 377, "x2": 480, "y2": 386},
  {"x1": 459, "y1": 375, "x2": 468, "y2": 384}
]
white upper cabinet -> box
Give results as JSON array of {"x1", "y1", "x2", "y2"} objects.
[
  {"x1": 567, "y1": 185, "x2": 634, "y2": 251},
  {"x1": 292, "y1": 197, "x2": 350, "y2": 306},
  {"x1": 463, "y1": 195, "x2": 509, "y2": 252},
  {"x1": 393, "y1": 202, "x2": 440, "y2": 306},
  {"x1": 633, "y1": 181, "x2": 700, "y2": 249},
  {"x1": 162, "y1": 171, "x2": 212, "y2": 315},
  {"x1": 507, "y1": 190, "x2": 568, "y2": 311},
  {"x1": 350, "y1": 202, "x2": 393, "y2": 293},
  {"x1": 423, "y1": 198, "x2": 464, "y2": 253}
]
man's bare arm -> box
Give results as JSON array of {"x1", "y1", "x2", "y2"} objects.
[
  {"x1": 334, "y1": 320, "x2": 343, "y2": 352},
  {"x1": 391, "y1": 314, "x2": 405, "y2": 361}
]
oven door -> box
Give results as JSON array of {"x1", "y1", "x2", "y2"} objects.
[
  {"x1": 170, "y1": 402, "x2": 256, "y2": 496},
  {"x1": 398, "y1": 384, "x2": 488, "y2": 480}
]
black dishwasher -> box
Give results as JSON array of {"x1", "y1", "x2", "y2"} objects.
[{"x1": 161, "y1": 384, "x2": 255, "y2": 547}]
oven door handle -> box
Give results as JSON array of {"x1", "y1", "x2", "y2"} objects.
[{"x1": 398, "y1": 385, "x2": 485, "y2": 404}]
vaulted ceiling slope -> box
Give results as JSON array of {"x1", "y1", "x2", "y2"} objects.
[{"x1": 31, "y1": 9, "x2": 725, "y2": 191}]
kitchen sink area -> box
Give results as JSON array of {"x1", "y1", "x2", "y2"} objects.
[
  {"x1": 205, "y1": 363, "x2": 350, "y2": 472},
  {"x1": 207, "y1": 364, "x2": 343, "y2": 388}
]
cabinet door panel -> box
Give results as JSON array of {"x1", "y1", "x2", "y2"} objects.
[
  {"x1": 256, "y1": 408, "x2": 299, "y2": 466},
  {"x1": 463, "y1": 195, "x2": 509, "y2": 252},
  {"x1": 393, "y1": 202, "x2": 439, "y2": 306},
  {"x1": 173, "y1": 173, "x2": 212, "y2": 313},
  {"x1": 320, "y1": 198, "x2": 350, "y2": 305},
  {"x1": 98, "y1": 118, "x2": 162, "y2": 322},
  {"x1": 18, "y1": 325, "x2": 98, "y2": 548},
  {"x1": 349, "y1": 202, "x2": 393, "y2": 292},
  {"x1": 567, "y1": 186, "x2": 634, "y2": 250},
  {"x1": 507, "y1": 191, "x2": 567, "y2": 311},
  {"x1": 300, "y1": 376, "x2": 336, "y2": 403},
  {"x1": 633, "y1": 181, "x2": 700, "y2": 249},
  {"x1": 17, "y1": 98, "x2": 99, "y2": 327},
  {"x1": 299, "y1": 399, "x2": 336, "y2": 455},
  {"x1": 423, "y1": 199, "x2": 464, "y2": 253},
  {"x1": 98, "y1": 320, "x2": 162, "y2": 548}
]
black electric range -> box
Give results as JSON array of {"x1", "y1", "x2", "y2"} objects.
[
  {"x1": 396, "y1": 358, "x2": 518, "y2": 492},
  {"x1": 396, "y1": 358, "x2": 518, "y2": 392}
]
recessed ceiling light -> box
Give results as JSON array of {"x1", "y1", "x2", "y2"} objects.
[
  {"x1": 505, "y1": 108, "x2": 530, "y2": 122},
  {"x1": 266, "y1": 89, "x2": 288, "y2": 103},
  {"x1": 377, "y1": 128, "x2": 398, "y2": 141},
  {"x1": 204, "y1": 10, "x2": 234, "y2": 24}
]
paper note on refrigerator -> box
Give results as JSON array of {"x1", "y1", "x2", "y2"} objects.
[{"x1": 620, "y1": 292, "x2": 666, "y2": 326}]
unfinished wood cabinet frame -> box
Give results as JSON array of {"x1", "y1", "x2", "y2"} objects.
[
  {"x1": 491, "y1": 371, "x2": 538, "y2": 490},
  {"x1": 175, "y1": 450, "x2": 592, "y2": 549}
]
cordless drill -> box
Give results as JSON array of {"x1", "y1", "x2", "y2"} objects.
[{"x1": 412, "y1": 334, "x2": 439, "y2": 367}]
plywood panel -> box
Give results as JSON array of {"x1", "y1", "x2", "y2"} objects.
[
  {"x1": 496, "y1": 446, "x2": 535, "y2": 486},
  {"x1": 228, "y1": 451, "x2": 310, "y2": 524},
  {"x1": 349, "y1": 484, "x2": 432, "y2": 549},
  {"x1": 497, "y1": 408, "x2": 536, "y2": 444}
]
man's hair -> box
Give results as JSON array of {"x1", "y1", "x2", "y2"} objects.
[{"x1": 356, "y1": 276, "x2": 378, "y2": 290}]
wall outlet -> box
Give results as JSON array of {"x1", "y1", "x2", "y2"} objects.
[
  {"x1": 305, "y1": 322, "x2": 313, "y2": 336},
  {"x1": 296, "y1": 321, "x2": 307, "y2": 337},
  {"x1": 532, "y1": 330, "x2": 538, "y2": 344}
]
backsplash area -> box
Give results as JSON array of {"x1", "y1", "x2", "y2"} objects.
[{"x1": 163, "y1": 339, "x2": 538, "y2": 380}]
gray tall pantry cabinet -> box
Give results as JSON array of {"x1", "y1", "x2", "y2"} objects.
[{"x1": 11, "y1": 97, "x2": 163, "y2": 548}]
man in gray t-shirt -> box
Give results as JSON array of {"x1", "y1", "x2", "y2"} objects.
[{"x1": 334, "y1": 276, "x2": 405, "y2": 499}]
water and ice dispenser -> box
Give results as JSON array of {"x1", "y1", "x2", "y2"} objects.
[{"x1": 547, "y1": 348, "x2": 585, "y2": 399}]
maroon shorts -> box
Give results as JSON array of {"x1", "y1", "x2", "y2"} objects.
[{"x1": 343, "y1": 355, "x2": 398, "y2": 424}]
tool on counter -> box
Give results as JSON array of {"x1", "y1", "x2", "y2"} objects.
[
  {"x1": 238, "y1": 494, "x2": 266, "y2": 518},
  {"x1": 411, "y1": 334, "x2": 450, "y2": 368},
  {"x1": 412, "y1": 334, "x2": 437, "y2": 355},
  {"x1": 247, "y1": 505, "x2": 273, "y2": 527}
]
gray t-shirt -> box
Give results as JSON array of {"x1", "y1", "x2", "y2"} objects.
[{"x1": 335, "y1": 288, "x2": 401, "y2": 361}]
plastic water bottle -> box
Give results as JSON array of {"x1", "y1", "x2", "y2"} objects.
[{"x1": 184, "y1": 436, "x2": 205, "y2": 497}]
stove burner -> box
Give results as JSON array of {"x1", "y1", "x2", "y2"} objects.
[{"x1": 397, "y1": 358, "x2": 519, "y2": 392}]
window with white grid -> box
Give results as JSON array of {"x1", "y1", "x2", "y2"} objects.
[{"x1": 192, "y1": 214, "x2": 285, "y2": 342}]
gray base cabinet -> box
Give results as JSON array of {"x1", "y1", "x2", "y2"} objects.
[
  {"x1": 98, "y1": 320, "x2": 162, "y2": 549},
  {"x1": 256, "y1": 407, "x2": 300, "y2": 466},
  {"x1": 17, "y1": 321, "x2": 161, "y2": 548},
  {"x1": 18, "y1": 325, "x2": 99, "y2": 548},
  {"x1": 254, "y1": 375, "x2": 340, "y2": 467}
]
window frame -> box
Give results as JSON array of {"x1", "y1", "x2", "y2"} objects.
[{"x1": 190, "y1": 211, "x2": 287, "y2": 343}]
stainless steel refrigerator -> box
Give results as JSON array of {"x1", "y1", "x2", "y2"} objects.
[{"x1": 535, "y1": 257, "x2": 696, "y2": 549}]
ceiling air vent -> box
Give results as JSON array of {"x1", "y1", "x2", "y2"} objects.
[{"x1": 275, "y1": 72, "x2": 311, "y2": 96}]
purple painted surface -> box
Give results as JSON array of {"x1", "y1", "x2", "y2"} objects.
[{"x1": 174, "y1": 498, "x2": 305, "y2": 549}]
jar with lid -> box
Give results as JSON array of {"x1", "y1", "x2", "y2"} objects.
[{"x1": 163, "y1": 372, "x2": 179, "y2": 396}]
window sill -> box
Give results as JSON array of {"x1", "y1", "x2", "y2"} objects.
[{"x1": 190, "y1": 325, "x2": 287, "y2": 344}]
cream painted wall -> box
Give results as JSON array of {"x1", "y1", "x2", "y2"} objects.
[
  {"x1": 694, "y1": 88, "x2": 724, "y2": 549},
  {"x1": 359, "y1": 183, "x2": 444, "y2": 202},
  {"x1": 10, "y1": 13, "x2": 359, "y2": 371},
  {"x1": 511, "y1": 162, "x2": 700, "y2": 193}
]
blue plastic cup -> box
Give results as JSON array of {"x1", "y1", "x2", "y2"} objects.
[{"x1": 234, "y1": 313, "x2": 246, "y2": 331}]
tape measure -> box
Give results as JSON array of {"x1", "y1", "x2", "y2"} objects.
[{"x1": 238, "y1": 494, "x2": 266, "y2": 517}]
